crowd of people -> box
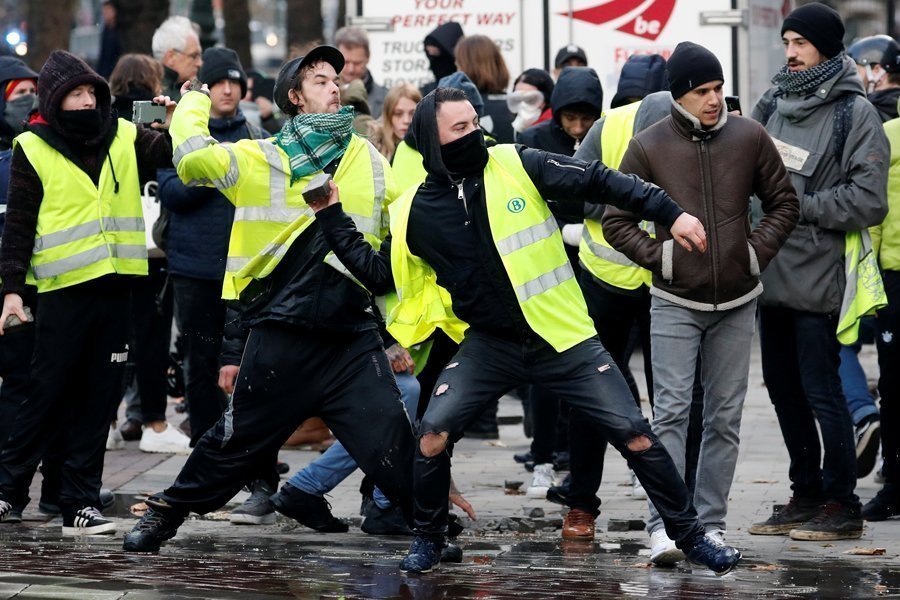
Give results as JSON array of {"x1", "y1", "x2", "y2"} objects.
[{"x1": 0, "y1": 0, "x2": 895, "y2": 579}]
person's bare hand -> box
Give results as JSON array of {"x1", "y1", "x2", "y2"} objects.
[
  {"x1": 449, "y1": 479, "x2": 476, "y2": 520},
  {"x1": 179, "y1": 79, "x2": 210, "y2": 97},
  {"x1": 256, "y1": 96, "x2": 274, "y2": 120},
  {"x1": 218, "y1": 365, "x2": 240, "y2": 394},
  {"x1": 0, "y1": 293, "x2": 27, "y2": 336},
  {"x1": 150, "y1": 94, "x2": 178, "y2": 130},
  {"x1": 385, "y1": 343, "x2": 415, "y2": 374},
  {"x1": 0, "y1": 293, "x2": 26, "y2": 335},
  {"x1": 670, "y1": 213, "x2": 707, "y2": 253},
  {"x1": 308, "y1": 180, "x2": 340, "y2": 213}
]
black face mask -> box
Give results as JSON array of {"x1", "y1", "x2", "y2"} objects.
[
  {"x1": 440, "y1": 128, "x2": 488, "y2": 177},
  {"x1": 428, "y1": 52, "x2": 457, "y2": 82},
  {"x1": 57, "y1": 108, "x2": 104, "y2": 144}
]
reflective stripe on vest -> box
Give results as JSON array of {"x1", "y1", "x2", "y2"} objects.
[
  {"x1": 388, "y1": 144, "x2": 596, "y2": 353},
  {"x1": 578, "y1": 101, "x2": 652, "y2": 290},
  {"x1": 16, "y1": 119, "x2": 148, "y2": 292},
  {"x1": 220, "y1": 134, "x2": 386, "y2": 299}
]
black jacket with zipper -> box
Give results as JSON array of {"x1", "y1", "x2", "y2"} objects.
[{"x1": 315, "y1": 91, "x2": 683, "y2": 345}]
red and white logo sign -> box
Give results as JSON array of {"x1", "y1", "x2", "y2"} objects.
[{"x1": 561, "y1": 0, "x2": 677, "y2": 41}]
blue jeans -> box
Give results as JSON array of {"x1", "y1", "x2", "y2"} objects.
[
  {"x1": 288, "y1": 372, "x2": 420, "y2": 508},
  {"x1": 840, "y1": 342, "x2": 878, "y2": 426},
  {"x1": 759, "y1": 306, "x2": 859, "y2": 508}
]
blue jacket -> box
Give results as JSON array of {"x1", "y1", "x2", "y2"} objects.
[{"x1": 158, "y1": 109, "x2": 262, "y2": 280}]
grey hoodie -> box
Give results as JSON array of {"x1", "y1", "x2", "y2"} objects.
[{"x1": 751, "y1": 56, "x2": 889, "y2": 316}]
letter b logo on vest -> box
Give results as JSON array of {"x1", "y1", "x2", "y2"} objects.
[{"x1": 507, "y1": 197, "x2": 526, "y2": 213}]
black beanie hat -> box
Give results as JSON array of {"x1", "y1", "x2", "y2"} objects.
[
  {"x1": 666, "y1": 42, "x2": 724, "y2": 99},
  {"x1": 781, "y1": 2, "x2": 845, "y2": 59},
  {"x1": 200, "y1": 47, "x2": 248, "y2": 98},
  {"x1": 38, "y1": 50, "x2": 111, "y2": 130}
]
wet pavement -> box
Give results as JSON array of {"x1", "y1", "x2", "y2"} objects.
[
  {"x1": 0, "y1": 522, "x2": 898, "y2": 599},
  {"x1": 0, "y1": 343, "x2": 898, "y2": 598}
]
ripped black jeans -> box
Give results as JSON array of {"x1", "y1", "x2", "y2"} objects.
[{"x1": 414, "y1": 330, "x2": 705, "y2": 547}]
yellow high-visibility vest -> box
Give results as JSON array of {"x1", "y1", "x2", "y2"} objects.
[
  {"x1": 17, "y1": 119, "x2": 147, "y2": 293},
  {"x1": 837, "y1": 229, "x2": 887, "y2": 344},
  {"x1": 388, "y1": 144, "x2": 597, "y2": 352},
  {"x1": 169, "y1": 91, "x2": 395, "y2": 299},
  {"x1": 578, "y1": 100, "x2": 653, "y2": 290},
  {"x1": 392, "y1": 140, "x2": 427, "y2": 194}
]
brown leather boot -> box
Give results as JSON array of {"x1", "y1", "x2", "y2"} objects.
[
  {"x1": 562, "y1": 508, "x2": 596, "y2": 540},
  {"x1": 284, "y1": 417, "x2": 334, "y2": 450}
]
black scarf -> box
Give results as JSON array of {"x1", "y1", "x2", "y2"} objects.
[
  {"x1": 440, "y1": 129, "x2": 488, "y2": 178},
  {"x1": 56, "y1": 108, "x2": 109, "y2": 146}
]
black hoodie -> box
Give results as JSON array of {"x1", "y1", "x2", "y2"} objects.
[
  {"x1": 519, "y1": 67, "x2": 603, "y2": 156},
  {"x1": 420, "y1": 22, "x2": 465, "y2": 97},
  {"x1": 867, "y1": 87, "x2": 900, "y2": 122},
  {"x1": 315, "y1": 90, "x2": 684, "y2": 344},
  {"x1": 0, "y1": 52, "x2": 172, "y2": 296}
]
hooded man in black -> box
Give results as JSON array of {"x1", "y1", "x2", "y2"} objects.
[
  {"x1": 519, "y1": 66, "x2": 603, "y2": 156},
  {"x1": 304, "y1": 87, "x2": 743, "y2": 576},
  {"x1": 420, "y1": 22, "x2": 464, "y2": 96}
]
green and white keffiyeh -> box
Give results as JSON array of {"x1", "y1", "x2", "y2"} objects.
[{"x1": 275, "y1": 105, "x2": 355, "y2": 183}]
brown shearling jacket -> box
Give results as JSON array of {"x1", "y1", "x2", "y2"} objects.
[{"x1": 602, "y1": 101, "x2": 799, "y2": 311}]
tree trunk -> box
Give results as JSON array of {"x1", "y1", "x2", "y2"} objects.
[
  {"x1": 222, "y1": 0, "x2": 252, "y2": 69},
  {"x1": 26, "y1": 0, "x2": 78, "y2": 71},
  {"x1": 116, "y1": 0, "x2": 170, "y2": 56},
  {"x1": 286, "y1": 0, "x2": 323, "y2": 54}
]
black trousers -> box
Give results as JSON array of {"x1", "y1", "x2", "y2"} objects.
[
  {"x1": 759, "y1": 306, "x2": 858, "y2": 507},
  {"x1": 129, "y1": 258, "x2": 172, "y2": 423},
  {"x1": 0, "y1": 281, "x2": 131, "y2": 510},
  {"x1": 173, "y1": 275, "x2": 228, "y2": 445},
  {"x1": 156, "y1": 325, "x2": 415, "y2": 517},
  {"x1": 414, "y1": 331, "x2": 704, "y2": 546},
  {"x1": 0, "y1": 287, "x2": 36, "y2": 451},
  {"x1": 877, "y1": 270, "x2": 900, "y2": 485}
]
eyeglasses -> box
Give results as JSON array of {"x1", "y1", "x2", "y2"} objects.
[{"x1": 174, "y1": 49, "x2": 202, "y2": 61}]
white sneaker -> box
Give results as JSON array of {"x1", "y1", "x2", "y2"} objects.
[
  {"x1": 526, "y1": 463, "x2": 556, "y2": 498},
  {"x1": 139, "y1": 424, "x2": 191, "y2": 455},
  {"x1": 106, "y1": 426, "x2": 125, "y2": 451},
  {"x1": 649, "y1": 528, "x2": 686, "y2": 565},
  {"x1": 630, "y1": 471, "x2": 647, "y2": 500}
]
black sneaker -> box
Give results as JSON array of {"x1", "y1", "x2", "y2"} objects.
[
  {"x1": 684, "y1": 532, "x2": 742, "y2": 576},
  {"x1": 40, "y1": 488, "x2": 115, "y2": 517},
  {"x1": 399, "y1": 536, "x2": 442, "y2": 573},
  {"x1": 360, "y1": 502, "x2": 411, "y2": 536},
  {"x1": 276, "y1": 461, "x2": 290, "y2": 475},
  {"x1": 855, "y1": 417, "x2": 881, "y2": 478},
  {"x1": 546, "y1": 474, "x2": 573, "y2": 506},
  {"x1": 789, "y1": 501, "x2": 864, "y2": 541},
  {"x1": 441, "y1": 541, "x2": 463, "y2": 563},
  {"x1": 270, "y1": 483, "x2": 348, "y2": 533},
  {"x1": 862, "y1": 487, "x2": 900, "y2": 521},
  {"x1": 513, "y1": 451, "x2": 533, "y2": 464},
  {"x1": 62, "y1": 506, "x2": 116, "y2": 535},
  {"x1": 122, "y1": 500, "x2": 186, "y2": 552},
  {"x1": 748, "y1": 497, "x2": 822, "y2": 535},
  {"x1": 231, "y1": 480, "x2": 276, "y2": 525}
]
